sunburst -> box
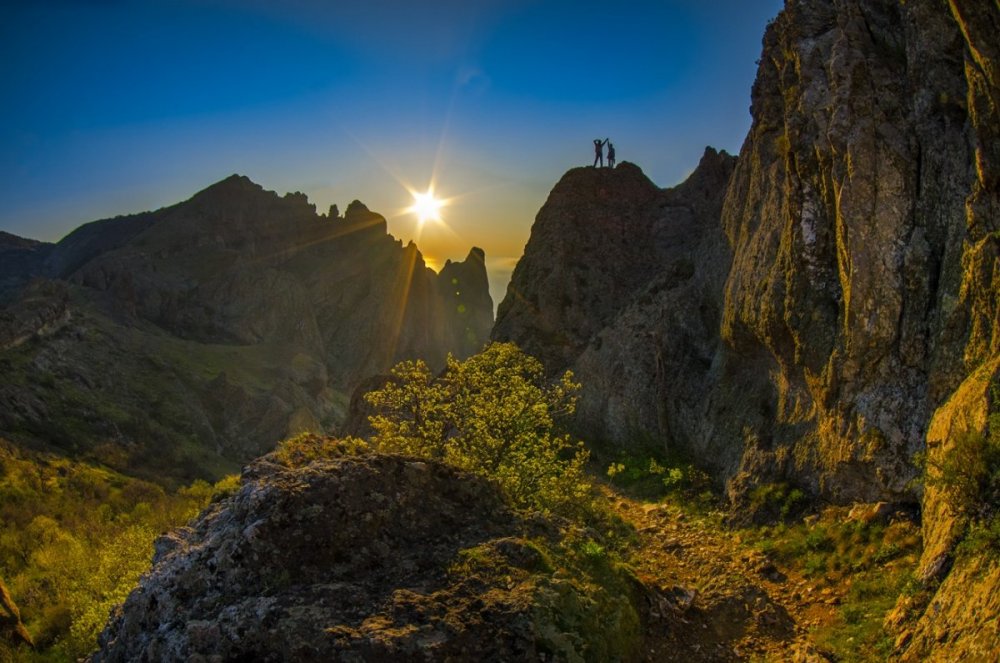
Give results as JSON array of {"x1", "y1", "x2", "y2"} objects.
[{"x1": 407, "y1": 187, "x2": 446, "y2": 225}]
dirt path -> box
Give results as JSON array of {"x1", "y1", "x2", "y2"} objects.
[{"x1": 608, "y1": 491, "x2": 841, "y2": 662}]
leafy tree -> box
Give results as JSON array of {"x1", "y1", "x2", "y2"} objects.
[{"x1": 365, "y1": 342, "x2": 590, "y2": 514}]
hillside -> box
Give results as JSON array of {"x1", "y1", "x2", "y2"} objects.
[{"x1": 0, "y1": 177, "x2": 493, "y2": 481}]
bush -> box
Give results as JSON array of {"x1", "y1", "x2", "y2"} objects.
[
  {"x1": 365, "y1": 343, "x2": 591, "y2": 515},
  {"x1": 0, "y1": 441, "x2": 234, "y2": 660},
  {"x1": 605, "y1": 452, "x2": 713, "y2": 506},
  {"x1": 271, "y1": 433, "x2": 369, "y2": 468},
  {"x1": 746, "y1": 482, "x2": 809, "y2": 523}
]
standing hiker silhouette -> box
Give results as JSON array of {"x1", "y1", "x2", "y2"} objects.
[
  {"x1": 593, "y1": 138, "x2": 608, "y2": 167},
  {"x1": 607, "y1": 141, "x2": 616, "y2": 168}
]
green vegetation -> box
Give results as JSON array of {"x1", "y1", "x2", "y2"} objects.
[
  {"x1": 605, "y1": 450, "x2": 715, "y2": 509},
  {"x1": 742, "y1": 510, "x2": 922, "y2": 662},
  {"x1": 746, "y1": 481, "x2": 809, "y2": 523},
  {"x1": 0, "y1": 440, "x2": 235, "y2": 661},
  {"x1": 365, "y1": 342, "x2": 591, "y2": 515},
  {"x1": 359, "y1": 343, "x2": 641, "y2": 658},
  {"x1": 270, "y1": 432, "x2": 369, "y2": 468},
  {"x1": 446, "y1": 531, "x2": 642, "y2": 661},
  {"x1": 0, "y1": 302, "x2": 349, "y2": 486}
]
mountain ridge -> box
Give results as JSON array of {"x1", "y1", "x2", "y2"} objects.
[{"x1": 0, "y1": 174, "x2": 493, "y2": 480}]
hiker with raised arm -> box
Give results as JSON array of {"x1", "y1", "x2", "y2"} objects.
[{"x1": 593, "y1": 138, "x2": 608, "y2": 167}]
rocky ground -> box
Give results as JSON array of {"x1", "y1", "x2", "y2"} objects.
[
  {"x1": 609, "y1": 493, "x2": 829, "y2": 662},
  {"x1": 602, "y1": 482, "x2": 927, "y2": 663}
]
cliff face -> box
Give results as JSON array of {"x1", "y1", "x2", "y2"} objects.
[
  {"x1": 0, "y1": 177, "x2": 493, "y2": 478},
  {"x1": 499, "y1": 1, "x2": 997, "y2": 501},
  {"x1": 718, "y1": 0, "x2": 994, "y2": 505}
]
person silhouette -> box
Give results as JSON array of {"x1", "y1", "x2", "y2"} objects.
[
  {"x1": 593, "y1": 138, "x2": 608, "y2": 167},
  {"x1": 607, "y1": 141, "x2": 616, "y2": 168}
]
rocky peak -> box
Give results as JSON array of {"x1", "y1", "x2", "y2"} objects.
[
  {"x1": 341, "y1": 199, "x2": 388, "y2": 236},
  {"x1": 189, "y1": 173, "x2": 266, "y2": 202},
  {"x1": 1, "y1": 175, "x2": 494, "y2": 473},
  {"x1": 438, "y1": 246, "x2": 494, "y2": 357},
  {"x1": 493, "y1": 156, "x2": 734, "y2": 373}
]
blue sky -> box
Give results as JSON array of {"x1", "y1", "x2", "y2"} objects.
[{"x1": 0, "y1": 0, "x2": 783, "y2": 303}]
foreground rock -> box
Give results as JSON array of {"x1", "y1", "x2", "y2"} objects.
[{"x1": 93, "y1": 453, "x2": 641, "y2": 662}]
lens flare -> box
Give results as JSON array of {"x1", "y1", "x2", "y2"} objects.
[{"x1": 407, "y1": 188, "x2": 445, "y2": 224}]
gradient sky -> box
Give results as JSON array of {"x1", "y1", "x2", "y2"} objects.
[{"x1": 1, "y1": 0, "x2": 783, "y2": 305}]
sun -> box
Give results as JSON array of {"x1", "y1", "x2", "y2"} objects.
[{"x1": 407, "y1": 188, "x2": 445, "y2": 224}]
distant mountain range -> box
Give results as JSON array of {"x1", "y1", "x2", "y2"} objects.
[{"x1": 0, "y1": 175, "x2": 492, "y2": 481}]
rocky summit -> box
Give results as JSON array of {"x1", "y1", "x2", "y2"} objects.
[
  {"x1": 496, "y1": 0, "x2": 999, "y2": 659},
  {"x1": 0, "y1": 177, "x2": 493, "y2": 479}
]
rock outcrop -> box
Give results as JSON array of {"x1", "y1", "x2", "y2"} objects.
[
  {"x1": 493, "y1": 152, "x2": 736, "y2": 454},
  {"x1": 0, "y1": 177, "x2": 493, "y2": 479},
  {"x1": 93, "y1": 452, "x2": 640, "y2": 662},
  {"x1": 498, "y1": 0, "x2": 998, "y2": 504},
  {"x1": 0, "y1": 576, "x2": 33, "y2": 650}
]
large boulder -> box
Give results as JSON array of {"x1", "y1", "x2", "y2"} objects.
[{"x1": 93, "y1": 452, "x2": 641, "y2": 662}]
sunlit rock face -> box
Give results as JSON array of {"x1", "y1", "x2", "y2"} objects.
[
  {"x1": 499, "y1": 0, "x2": 997, "y2": 507},
  {"x1": 720, "y1": 0, "x2": 998, "y2": 505},
  {"x1": 0, "y1": 176, "x2": 492, "y2": 473}
]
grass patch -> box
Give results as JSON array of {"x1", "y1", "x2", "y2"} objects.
[
  {"x1": 742, "y1": 507, "x2": 921, "y2": 661},
  {"x1": 603, "y1": 447, "x2": 717, "y2": 511}
]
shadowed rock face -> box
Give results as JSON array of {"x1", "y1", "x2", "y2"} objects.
[
  {"x1": 492, "y1": 152, "x2": 737, "y2": 458},
  {"x1": 0, "y1": 176, "x2": 493, "y2": 477}
]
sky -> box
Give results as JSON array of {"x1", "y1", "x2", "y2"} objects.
[{"x1": 0, "y1": 0, "x2": 783, "y2": 306}]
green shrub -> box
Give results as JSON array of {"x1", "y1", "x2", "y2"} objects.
[
  {"x1": 605, "y1": 452, "x2": 713, "y2": 505},
  {"x1": 271, "y1": 433, "x2": 369, "y2": 468},
  {"x1": 746, "y1": 482, "x2": 809, "y2": 523},
  {"x1": 365, "y1": 343, "x2": 591, "y2": 515}
]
